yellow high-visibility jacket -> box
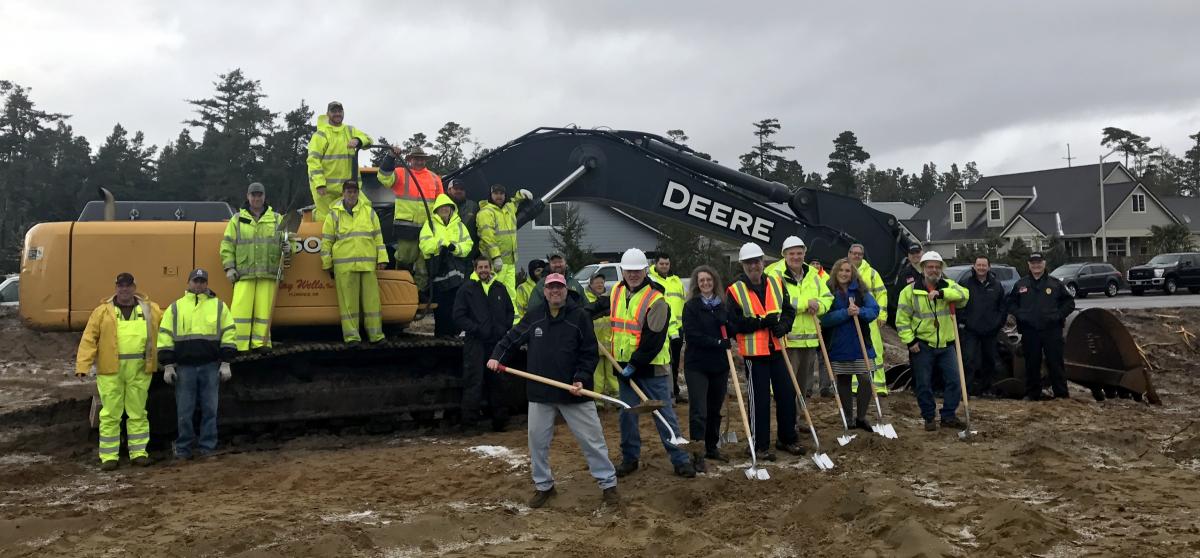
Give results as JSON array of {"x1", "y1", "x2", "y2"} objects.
[
  {"x1": 418, "y1": 195, "x2": 473, "y2": 259},
  {"x1": 220, "y1": 206, "x2": 284, "y2": 279},
  {"x1": 321, "y1": 200, "x2": 388, "y2": 271},
  {"x1": 648, "y1": 268, "x2": 685, "y2": 338},
  {"x1": 858, "y1": 260, "x2": 889, "y2": 323},
  {"x1": 76, "y1": 295, "x2": 162, "y2": 375},
  {"x1": 896, "y1": 279, "x2": 970, "y2": 349},
  {"x1": 476, "y1": 192, "x2": 531, "y2": 261},
  {"x1": 773, "y1": 263, "x2": 833, "y2": 348},
  {"x1": 306, "y1": 115, "x2": 371, "y2": 203}
]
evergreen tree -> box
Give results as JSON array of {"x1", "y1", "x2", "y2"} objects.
[
  {"x1": 550, "y1": 203, "x2": 594, "y2": 272},
  {"x1": 88, "y1": 124, "x2": 157, "y2": 202},
  {"x1": 430, "y1": 121, "x2": 475, "y2": 175},
  {"x1": 738, "y1": 118, "x2": 793, "y2": 179},
  {"x1": 654, "y1": 222, "x2": 729, "y2": 279},
  {"x1": 941, "y1": 163, "x2": 964, "y2": 192},
  {"x1": 962, "y1": 161, "x2": 981, "y2": 188},
  {"x1": 825, "y1": 131, "x2": 870, "y2": 198},
  {"x1": 156, "y1": 129, "x2": 204, "y2": 202},
  {"x1": 0, "y1": 81, "x2": 69, "y2": 271},
  {"x1": 1101, "y1": 127, "x2": 1152, "y2": 170},
  {"x1": 665, "y1": 129, "x2": 712, "y2": 161},
  {"x1": 260, "y1": 101, "x2": 315, "y2": 211},
  {"x1": 185, "y1": 69, "x2": 277, "y2": 201}
]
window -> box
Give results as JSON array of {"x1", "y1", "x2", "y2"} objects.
[
  {"x1": 1131, "y1": 193, "x2": 1146, "y2": 214},
  {"x1": 952, "y1": 202, "x2": 964, "y2": 224},
  {"x1": 1106, "y1": 238, "x2": 1128, "y2": 258},
  {"x1": 989, "y1": 199, "x2": 1002, "y2": 221},
  {"x1": 532, "y1": 202, "x2": 571, "y2": 229}
]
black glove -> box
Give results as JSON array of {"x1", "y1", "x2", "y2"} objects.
[
  {"x1": 762, "y1": 314, "x2": 780, "y2": 329},
  {"x1": 716, "y1": 338, "x2": 731, "y2": 350},
  {"x1": 446, "y1": 243, "x2": 456, "y2": 253},
  {"x1": 936, "y1": 278, "x2": 949, "y2": 290},
  {"x1": 327, "y1": 269, "x2": 335, "y2": 279},
  {"x1": 380, "y1": 153, "x2": 396, "y2": 173},
  {"x1": 771, "y1": 323, "x2": 790, "y2": 339}
]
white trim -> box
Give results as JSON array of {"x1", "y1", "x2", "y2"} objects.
[
  {"x1": 531, "y1": 201, "x2": 570, "y2": 230},
  {"x1": 951, "y1": 201, "x2": 964, "y2": 224},
  {"x1": 1131, "y1": 193, "x2": 1146, "y2": 214},
  {"x1": 946, "y1": 192, "x2": 966, "y2": 204},
  {"x1": 1096, "y1": 183, "x2": 1180, "y2": 233},
  {"x1": 988, "y1": 198, "x2": 1003, "y2": 223},
  {"x1": 982, "y1": 187, "x2": 1034, "y2": 199},
  {"x1": 998, "y1": 214, "x2": 1047, "y2": 238},
  {"x1": 609, "y1": 207, "x2": 665, "y2": 236}
]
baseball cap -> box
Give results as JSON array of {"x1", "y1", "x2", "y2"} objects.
[
  {"x1": 907, "y1": 243, "x2": 922, "y2": 254},
  {"x1": 115, "y1": 272, "x2": 135, "y2": 285},
  {"x1": 188, "y1": 268, "x2": 209, "y2": 282},
  {"x1": 247, "y1": 182, "x2": 265, "y2": 194},
  {"x1": 327, "y1": 100, "x2": 343, "y2": 111},
  {"x1": 1028, "y1": 253, "x2": 1045, "y2": 262},
  {"x1": 447, "y1": 178, "x2": 465, "y2": 190},
  {"x1": 544, "y1": 273, "x2": 566, "y2": 286}
]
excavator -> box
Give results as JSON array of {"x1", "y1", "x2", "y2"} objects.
[{"x1": 18, "y1": 127, "x2": 1157, "y2": 436}]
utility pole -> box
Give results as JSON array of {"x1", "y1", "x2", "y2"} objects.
[{"x1": 1062, "y1": 144, "x2": 1076, "y2": 168}]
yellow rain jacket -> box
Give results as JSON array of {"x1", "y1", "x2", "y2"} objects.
[
  {"x1": 321, "y1": 199, "x2": 388, "y2": 272},
  {"x1": 76, "y1": 295, "x2": 162, "y2": 375},
  {"x1": 306, "y1": 114, "x2": 372, "y2": 220}
]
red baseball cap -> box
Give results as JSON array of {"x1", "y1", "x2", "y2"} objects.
[{"x1": 545, "y1": 273, "x2": 566, "y2": 286}]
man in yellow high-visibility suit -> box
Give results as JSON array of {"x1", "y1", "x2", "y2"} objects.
[
  {"x1": 648, "y1": 253, "x2": 686, "y2": 401},
  {"x1": 306, "y1": 101, "x2": 372, "y2": 223},
  {"x1": 76, "y1": 273, "x2": 163, "y2": 470},
  {"x1": 848, "y1": 243, "x2": 889, "y2": 395},
  {"x1": 321, "y1": 180, "x2": 389, "y2": 344},
  {"x1": 220, "y1": 182, "x2": 290, "y2": 351},
  {"x1": 476, "y1": 183, "x2": 532, "y2": 304}
]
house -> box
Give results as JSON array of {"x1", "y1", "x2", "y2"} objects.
[
  {"x1": 1163, "y1": 196, "x2": 1200, "y2": 248},
  {"x1": 908, "y1": 162, "x2": 1182, "y2": 260},
  {"x1": 516, "y1": 201, "x2": 662, "y2": 270}
]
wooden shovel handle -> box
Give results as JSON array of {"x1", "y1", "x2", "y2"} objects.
[
  {"x1": 597, "y1": 342, "x2": 653, "y2": 402},
  {"x1": 777, "y1": 337, "x2": 818, "y2": 434},
  {"x1": 811, "y1": 314, "x2": 849, "y2": 416},
  {"x1": 497, "y1": 364, "x2": 611, "y2": 404}
]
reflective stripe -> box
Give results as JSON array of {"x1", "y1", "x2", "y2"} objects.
[
  {"x1": 127, "y1": 433, "x2": 149, "y2": 441},
  {"x1": 309, "y1": 169, "x2": 324, "y2": 178},
  {"x1": 664, "y1": 292, "x2": 684, "y2": 299},
  {"x1": 233, "y1": 237, "x2": 278, "y2": 245},
  {"x1": 309, "y1": 152, "x2": 354, "y2": 160},
  {"x1": 98, "y1": 446, "x2": 119, "y2": 454},
  {"x1": 99, "y1": 435, "x2": 121, "y2": 443},
  {"x1": 314, "y1": 130, "x2": 327, "y2": 138},
  {"x1": 118, "y1": 353, "x2": 145, "y2": 360},
  {"x1": 323, "y1": 176, "x2": 353, "y2": 184},
  {"x1": 787, "y1": 333, "x2": 818, "y2": 341},
  {"x1": 332, "y1": 257, "x2": 378, "y2": 265},
  {"x1": 174, "y1": 334, "x2": 220, "y2": 342},
  {"x1": 363, "y1": 311, "x2": 382, "y2": 318},
  {"x1": 336, "y1": 231, "x2": 376, "y2": 239}
]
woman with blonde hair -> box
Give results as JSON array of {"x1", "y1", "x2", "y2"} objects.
[
  {"x1": 681, "y1": 265, "x2": 732, "y2": 467},
  {"x1": 819, "y1": 258, "x2": 879, "y2": 431}
]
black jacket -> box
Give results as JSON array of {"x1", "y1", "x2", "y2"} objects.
[
  {"x1": 491, "y1": 298, "x2": 598, "y2": 404},
  {"x1": 888, "y1": 263, "x2": 924, "y2": 327},
  {"x1": 725, "y1": 274, "x2": 796, "y2": 354},
  {"x1": 452, "y1": 277, "x2": 514, "y2": 343},
  {"x1": 1006, "y1": 273, "x2": 1075, "y2": 331},
  {"x1": 682, "y1": 296, "x2": 731, "y2": 373},
  {"x1": 959, "y1": 271, "x2": 1007, "y2": 335}
]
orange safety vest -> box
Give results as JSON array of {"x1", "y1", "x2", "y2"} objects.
[
  {"x1": 392, "y1": 168, "x2": 444, "y2": 202},
  {"x1": 726, "y1": 275, "x2": 785, "y2": 357},
  {"x1": 608, "y1": 282, "x2": 668, "y2": 363}
]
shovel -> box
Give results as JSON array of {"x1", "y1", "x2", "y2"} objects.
[
  {"x1": 778, "y1": 338, "x2": 834, "y2": 470},
  {"x1": 813, "y1": 314, "x2": 856, "y2": 446},
  {"x1": 948, "y1": 304, "x2": 978, "y2": 440},
  {"x1": 495, "y1": 364, "x2": 663, "y2": 414},
  {"x1": 597, "y1": 344, "x2": 688, "y2": 446},
  {"x1": 850, "y1": 301, "x2": 897, "y2": 440},
  {"x1": 721, "y1": 326, "x2": 769, "y2": 480}
]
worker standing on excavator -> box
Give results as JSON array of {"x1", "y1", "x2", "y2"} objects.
[
  {"x1": 379, "y1": 146, "x2": 443, "y2": 295},
  {"x1": 648, "y1": 253, "x2": 686, "y2": 402},
  {"x1": 420, "y1": 194, "x2": 473, "y2": 336},
  {"x1": 306, "y1": 101, "x2": 372, "y2": 223},
  {"x1": 514, "y1": 259, "x2": 546, "y2": 322},
  {"x1": 321, "y1": 181, "x2": 389, "y2": 344},
  {"x1": 476, "y1": 184, "x2": 533, "y2": 305},
  {"x1": 445, "y1": 179, "x2": 479, "y2": 251},
  {"x1": 76, "y1": 273, "x2": 163, "y2": 470},
  {"x1": 220, "y1": 182, "x2": 289, "y2": 352},
  {"x1": 848, "y1": 243, "x2": 889, "y2": 396},
  {"x1": 727, "y1": 242, "x2": 801, "y2": 461},
  {"x1": 610, "y1": 248, "x2": 696, "y2": 479}
]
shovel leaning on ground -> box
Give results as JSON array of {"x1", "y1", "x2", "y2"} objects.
[
  {"x1": 849, "y1": 299, "x2": 898, "y2": 439},
  {"x1": 597, "y1": 344, "x2": 688, "y2": 446},
  {"x1": 948, "y1": 304, "x2": 978, "y2": 440},
  {"x1": 777, "y1": 337, "x2": 834, "y2": 470},
  {"x1": 813, "y1": 314, "x2": 856, "y2": 446},
  {"x1": 495, "y1": 364, "x2": 663, "y2": 414},
  {"x1": 721, "y1": 326, "x2": 769, "y2": 480}
]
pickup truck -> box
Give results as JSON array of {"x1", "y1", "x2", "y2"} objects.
[{"x1": 1126, "y1": 252, "x2": 1200, "y2": 295}]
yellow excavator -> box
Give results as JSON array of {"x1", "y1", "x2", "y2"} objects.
[{"x1": 19, "y1": 128, "x2": 1156, "y2": 436}]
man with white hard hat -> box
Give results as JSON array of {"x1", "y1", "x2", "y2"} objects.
[
  {"x1": 767, "y1": 236, "x2": 833, "y2": 397},
  {"x1": 609, "y1": 248, "x2": 696, "y2": 479},
  {"x1": 895, "y1": 251, "x2": 970, "y2": 431},
  {"x1": 726, "y1": 242, "x2": 802, "y2": 461}
]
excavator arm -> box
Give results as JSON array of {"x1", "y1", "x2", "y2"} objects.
[{"x1": 446, "y1": 128, "x2": 909, "y2": 280}]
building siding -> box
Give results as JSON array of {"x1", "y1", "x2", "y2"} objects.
[
  {"x1": 1104, "y1": 187, "x2": 1176, "y2": 237},
  {"x1": 517, "y1": 202, "x2": 660, "y2": 269}
]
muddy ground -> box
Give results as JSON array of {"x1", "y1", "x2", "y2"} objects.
[{"x1": 1, "y1": 306, "x2": 1199, "y2": 557}]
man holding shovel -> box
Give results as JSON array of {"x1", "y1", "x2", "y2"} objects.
[
  {"x1": 488, "y1": 273, "x2": 619, "y2": 509},
  {"x1": 895, "y1": 251, "x2": 970, "y2": 432}
]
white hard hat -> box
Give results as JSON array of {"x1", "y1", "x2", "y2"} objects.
[
  {"x1": 619, "y1": 248, "x2": 649, "y2": 271},
  {"x1": 920, "y1": 251, "x2": 945, "y2": 265},
  {"x1": 781, "y1": 236, "x2": 806, "y2": 253},
  {"x1": 738, "y1": 242, "x2": 765, "y2": 261}
]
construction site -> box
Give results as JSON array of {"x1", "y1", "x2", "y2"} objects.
[{"x1": 1, "y1": 303, "x2": 1198, "y2": 557}]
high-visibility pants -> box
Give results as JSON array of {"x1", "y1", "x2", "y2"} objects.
[
  {"x1": 394, "y1": 239, "x2": 427, "y2": 293},
  {"x1": 232, "y1": 278, "x2": 276, "y2": 351},
  {"x1": 311, "y1": 185, "x2": 341, "y2": 223},
  {"x1": 96, "y1": 360, "x2": 151, "y2": 462},
  {"x1": 495, "y1": 255, "x2": 517, "y2": 315},
  {"x1": 852, "y1": 321, "x2": 889, "y2": 394},
  {"x1": 335, "y1": 268, "x2": 384, "y2": 343}
]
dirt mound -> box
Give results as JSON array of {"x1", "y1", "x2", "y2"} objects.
[
  {"x1": 885, "y1": 517, "x2": 956, "y2": 558},
  {"x1": 976, "y1": 501, "x2": 1074, "y2": 555}
]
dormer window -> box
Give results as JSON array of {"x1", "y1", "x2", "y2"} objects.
[
  {"x1": 1131, "y1": 193, "x2": 1146, "y2": 214},
  {"x1": 952, "y1": 202, "x2": 964, "y2": 224},
  {"x1": 989, "y1": 199, "x2": 1002, "y2": 221}
]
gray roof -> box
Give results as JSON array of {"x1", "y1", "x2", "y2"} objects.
[
  {"x1": 914, "y1": 162, "x2": 1144, "y2": 242},
  {"x1": 1163, "y1": 197, "x2": 1200, "y2": 233},
  {"x1": 865, "y1": 201, "x2": 919, "y2": 219}
]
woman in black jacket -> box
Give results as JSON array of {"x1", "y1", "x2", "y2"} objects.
[{"x1": 682, "y1": 265, "x2": 731, "y2": 465}]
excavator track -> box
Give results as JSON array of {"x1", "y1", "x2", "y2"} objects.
[{"x1": 144, "y1": 334, "x2": 525, "y2": 437}]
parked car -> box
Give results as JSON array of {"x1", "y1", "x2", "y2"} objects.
[
  {"x1": 944, "y1": 263, "x2": 1020, "y2": 294},
  {"x1": 574, "y1": 262, "x2": 691, "y2": 294},
  {"x1": 1049, "y1": 262, "x2": 1124, "y2": 298},
  {"x1": 1126, "y1": 252, "x2": 1200, "y2": 296},
  {"x1": 0, "y1": 275, "x2": 18, "y2": 307}
]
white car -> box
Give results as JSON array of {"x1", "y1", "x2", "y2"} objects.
[
  {"x1": 0, "y1": 275, "x2": 18, "y2": 307},
  {"x1": 573, "y1": 263, "x2": 692, "y2": 295}
]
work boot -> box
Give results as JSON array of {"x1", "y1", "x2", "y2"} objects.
[
  {"x1": 615, "y1": 459, "x2": 639, "y2": 478},
  {"x1": 941, "y1": 416, "x2": 965, "y2": 429},
  {"x1": 691, "y1": 452, "x2": 708, "y2": 474},
  {"x1": 820, "y1": 388, "x2": 834, "y2": 398},
  {"x1": 100, "y1": 460, "x2": 118, "y2": 472},
  {"x1": 854, "y1": 418, "x2": 873, "y2": 433},
  {"x1": 705, "y1": 448, "x2": 728, "y2": 462},
  {"x1": 601, "y1": 487, "x2": 620, "y2": 506},
  {"x1": 775, "y1": 441, "x2": 806, "y2": 456},
  {"x1": 924, "y1": 419, "x2": 938, "y2": 432},
  {"x1": 746, "y1": 446, "x2": 777, "y2": 462},
  {"x1": 131, "y1": 456, "x2": 151, "y2": 467},
  {"x1": 528, "y1": 487, "x2": 557, "y2": 509},
  {"x1": 674, "y1": 461, "x2": 697, "y2": 478}
]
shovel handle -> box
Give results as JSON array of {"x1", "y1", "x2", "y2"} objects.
[
  {"x1": 948, "y1": 304, "x2": 972, "y2": 427},
  {"x1": 812, "y1": 314, "x2": 851, "y2": 430},
  {"x1": 497, "y1": 364, "x2": 616, "y2": 406},
  {"x1": 777, "y1": 337, "x2": 822, "y2": 450},
  {"x1": 597, "y1": 343, "x2": 653, "y2": 402},
  {"x1": 721, "y1": 326, "x2": 758, "y2": 461}
]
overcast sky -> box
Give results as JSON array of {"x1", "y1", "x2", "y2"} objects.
[{"x1": 3, "y1": 0, "x2": 1199, "y2": 178}]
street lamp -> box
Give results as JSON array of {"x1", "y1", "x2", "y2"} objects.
[{"x1": 1099, "y1": 148, "x2": 1119, "y2": 262}]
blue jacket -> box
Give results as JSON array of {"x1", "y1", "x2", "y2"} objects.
[{"x1": 819, "y1": 280, "x2": 879, "y2": 362}]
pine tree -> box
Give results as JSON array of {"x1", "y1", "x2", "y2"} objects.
[
  {"x1": 550, "y1": 203, "x2": 594, "y2": 272},
  {"x1": 654, "y1": 222, "x2": 729, "y2": 278},
  {"x1": 738, "y1": 118, "x2": 793, "y2": 179},
  {"x1": 0, "y1": 81, "x2": 69, "y2": 271},
  {"x1": 260, "y1": 101, "x2": 315, "y2": 212},
  {"x1": 430, "y1": 121, "x2": 475, "y2": 175},
  {"x1": 962, "y1": 161, "x2": 981, "y2": 187},
  {"x1": 88, "y1": 124, "x2": 157, "y2": 202},
  {"x1": 1101, "y1": 127, "x2": 1152, "y2": 170},
  {"x1": 185, "y1": 69, "x2": 277, "y2": 202},
  {"x1": 825, "y1": 131, "x2": 870, "y2": 198},
  {"x1": 941, "y1": 163, "x2": 964, "y2": 192},
  {"x1": 665, "y1": 129, "x2": 712, "y2": 161}
]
